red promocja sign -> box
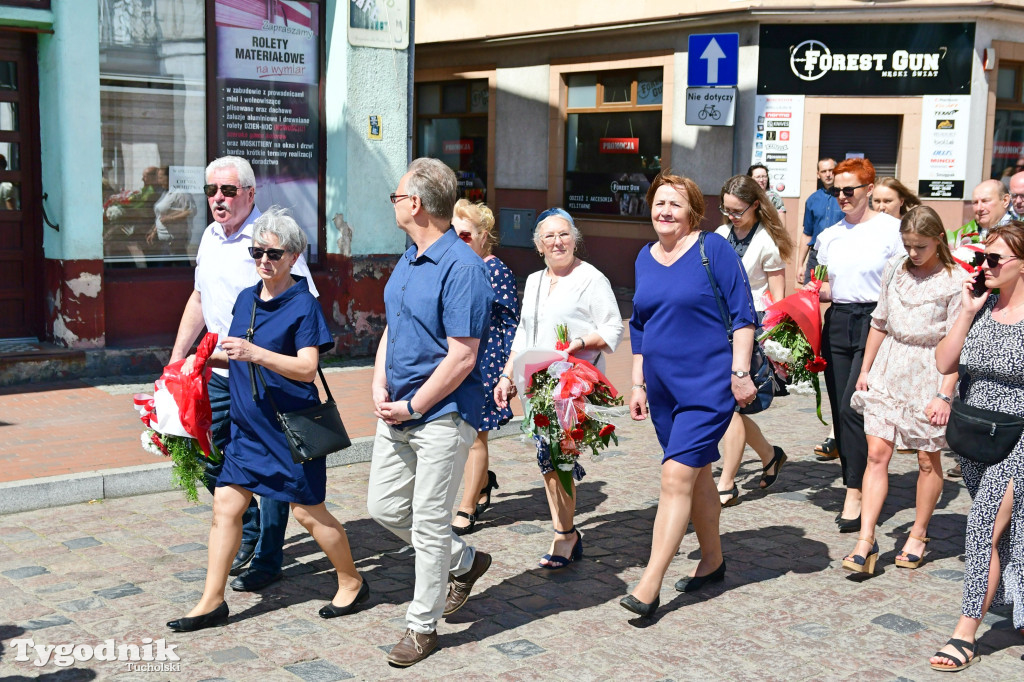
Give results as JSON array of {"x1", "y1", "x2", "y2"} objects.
[
  {"x1": 443, "y1": 140, "x2": 474, "y2": 154},
  {"x1": 599, "y1": 137, "x2": 639, "y2": 154}
]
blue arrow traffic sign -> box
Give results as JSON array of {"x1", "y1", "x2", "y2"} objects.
[{"x1": 688, "y1": 33, "x2": 739, "y2": 87}]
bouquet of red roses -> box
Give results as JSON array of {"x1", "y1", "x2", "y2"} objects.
[
  {"x1": 760, "y1": 265, "x2": 829, "y2": 424},
  {"x1": 134, "y1": 332, "x2": 222, "y2": 502},
  {"x1": 514, "y1": 324, "x2": 623, "y2": 495}
]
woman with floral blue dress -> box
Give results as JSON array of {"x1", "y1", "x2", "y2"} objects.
[{"x1": 450, "y1": 199, "x2": 520, "y2": 535}]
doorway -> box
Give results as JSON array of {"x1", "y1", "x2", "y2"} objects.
[
  {"x1": 0, "y1": 31, "x2": 42, "y2": 339},
  {"x1": 819, "y1": 114, "x2": 902, "y2": 178}
]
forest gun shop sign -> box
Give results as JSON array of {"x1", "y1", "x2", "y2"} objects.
[{"x1": 758, "y1": 23, "x2": 974, "y2": 96}]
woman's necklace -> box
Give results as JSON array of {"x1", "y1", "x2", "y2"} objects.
[
  {"x1": 655, "y1": 232, "x2": 695, "y2": 265},
  {"x1": 994, "y1": 299, "x2": 1024, "y2": 321},
  {"x1": 547, "y1": 258, "x2": 578, "y2": 289}
]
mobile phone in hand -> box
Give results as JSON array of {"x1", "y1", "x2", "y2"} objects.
[{"x1": 971, "y1": 269, "x2": 988, "y2": 297}]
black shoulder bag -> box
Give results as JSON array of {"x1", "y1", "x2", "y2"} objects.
[
  {"x1": 945, "y1": 366, "x2": 1024, "y2": 466},
  {"x1": 245, "y1": 300, "x2": 351, "y2": 464},
  {"x1": 699, "y1": 232, "x2": 776, "y2": 414}
]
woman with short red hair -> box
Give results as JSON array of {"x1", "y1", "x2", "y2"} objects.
[{"x1": 808, "y1": 158, "x2": 903, "y2": 534}]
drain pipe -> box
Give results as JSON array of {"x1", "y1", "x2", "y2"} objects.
[{"x1": 407, "y1": 0, "x2": 415, "y2": 164}]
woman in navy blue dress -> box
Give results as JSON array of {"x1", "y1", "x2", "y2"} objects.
[
  {"x1": 168, "y1": 207, "x2": 367, "y2": 633},
  {"x1": 621, "y1": 172, "x2": 758, "y2": 618},
  {"x1": 450, "y1": 200, "x2": 519, "y2": 535}
]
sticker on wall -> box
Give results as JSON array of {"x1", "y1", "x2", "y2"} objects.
[{"x1": 369, "y1": 115, "x2": 382, "y2": 140}]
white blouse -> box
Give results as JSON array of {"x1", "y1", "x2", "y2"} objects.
[
  {"x1": 715, "y1": 223, "x2": 785, "y2": 311},
  {"x1": 816, "y1": 212, "x2": 903, "y2": 304},
  {"x1": 510, "y1": 260, "x2": 623, "y2": 371}
]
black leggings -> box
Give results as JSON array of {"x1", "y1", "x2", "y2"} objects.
[{"x1": 822, "y1": 302, "x2": 876, "y2": 489}]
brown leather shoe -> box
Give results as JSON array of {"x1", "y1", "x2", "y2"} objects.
[
  {"x1": 444, "y1": 550, "x2": 491, "y2": 617},
  {"x1": 386, "y1": 629, "x2": 438, "y2": 667}
]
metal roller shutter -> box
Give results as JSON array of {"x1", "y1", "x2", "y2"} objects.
[{"x1": 818, "y1": 114, "x2": 901, "y2": 179}]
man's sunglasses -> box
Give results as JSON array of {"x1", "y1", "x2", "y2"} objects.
[
  {"x1": 827, "y1": 184, "x2": 869, "y2": 198},
  {"x1": 204, "y1": 183, "x2": 250, "y2": 198},
  {"x1": 248, "y1": 246, "x2": 286, "y2": 261},
  {"x1": 983, "y1": 252, "x2": 1020, "y2": 268}
]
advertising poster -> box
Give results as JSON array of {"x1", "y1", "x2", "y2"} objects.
[
  {"x1": 348, "y1": 0, "x2": 409, "y2": 49},
  {"x1": 213, "y1": 0, "x2": 321, "y2": 258},
  {"x1": 565, "y1": 172, "x2": 657, "y2": 218},
  {"x1": 750, "y1": 95, "x2": 804, "y2": 198},
  {"x1": 918, "y1": 95, "x2": 971, "y2": 199}
]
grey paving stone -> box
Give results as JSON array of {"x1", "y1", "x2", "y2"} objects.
[
  {"x1": 777, "y1": 491, "x2": 811, "y2": 501},
  {"x1": 182, "y1": 504, "x2": 213, "y2": 514},
  {"x1": 93, "y1": 583, "x2": 143, "y2": 600},
  {"x1": 790, "y1": 622, "x2": 830, "y2": 639},
  {"x1": 283, "y1": 659, "x2": 354, "y2": 681},
  {"x1": 1, "y1": 530, "x2": 40, "y2": 541},
  {"x1": 929, "y1": 568, "x2": 966, "y2": 581},
  {"x1": 491, "y1": 638, "x2": 546, "y2": 660},
  {"x1": 22, "y1": 614, "x2": 73, "y2": 630},
  {"x1": 209, "y1": 646, "x2": 258, "y2": 663},
  {"x1": 57, "y1": 596, "x2": 105, "y2": 612},
  {"x1": 168, "y1": 542, "x2": 206, "y2": 553},
  {"x1": 871, "y1": 613, "x2": 927, "y2": 634},
  {"x1": 35, "y1": 581, "x2": 76, "y2": 594},
  {"x1": 275, "y1": 618, "x2": 324, "y2": 637},
  {"x1": 2, "y1": 565, "x2": 49, "y2": 579},
  {"x1": 174, "y1": 568, "x2": 208, "y2": 582},
  {"x1": 507, "y1": 523, "x2": 545, "y2": 535},
  {"x1": 62, "y1": 536, "x2": 101, "y2": 549},
  {"x1": 167, "y1": 589, "x2": 204, "y2": 603}
]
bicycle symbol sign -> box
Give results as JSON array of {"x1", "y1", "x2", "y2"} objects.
[{"x1": 684, "y1": 87, "x2": 736, "y2": 127}]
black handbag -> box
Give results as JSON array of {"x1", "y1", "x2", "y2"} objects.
[
  {"x1": 245, "y1": 301, "x2": 351, "y2": 464},
  {"x1": 698, "y1": 232, "x2": 776, "y2": 415},
  {"x1": 946, "y1": 396, "x2": 1024, "y2": 465}
]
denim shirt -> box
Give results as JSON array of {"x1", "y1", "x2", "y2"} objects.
[
  {"x1": 802, "y1": 188, "x2": 843, "y2": 247},
  {"x1": 383, "y1": 227, "x2": 494, "y2": 429}
]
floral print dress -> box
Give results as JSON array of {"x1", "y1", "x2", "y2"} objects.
[
  {"x1": 478, "y1": 255, "x2": 520, "y2": 431},
  {"x1": 851, "y1": 256, "x2": 967, "y2": 450}
]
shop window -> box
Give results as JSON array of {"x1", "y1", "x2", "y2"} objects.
[
  {"x1": 99, "y1": 0, "x2": 206, "y2": 268},
  {"x1": 992, "y1": 61, "x2": 1024, "y2": 181},
  {"x1": 415, "y1": 79, "x2": 488, "y2": 202},
  {"x1": 564, "y1": 68, "x2": 662, "y2": 218}
]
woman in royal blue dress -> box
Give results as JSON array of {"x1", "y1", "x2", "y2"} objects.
[
  {"x1": 621, "y1": 171, "x2": 758, "y2": 618},
  {"x1": 450, "y1": 199, "x2": 519, "y2": 535},
  {"x1": 168, "y1": 207, "x2": 366, "y2": 632}
]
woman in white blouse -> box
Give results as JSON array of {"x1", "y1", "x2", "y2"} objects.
[
  {"x1": 714, "y1": 175, "x2": 794, "y2": 506},
  {"x1": 810, "y1": 158, "x2": 903, "y2": 533},
  {"x1": 493, "y1": 208, "x2": 623, "y2": 569}
]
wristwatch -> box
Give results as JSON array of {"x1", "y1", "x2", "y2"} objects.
[
  {"x1": 407, "y1": 400, "x2": 423, "y2": 420},
  {"x1": 731, "y1": 370, "x2": 750, "y2": 378},
  {"x1": 935, "y1": 392, "x2": 952, "y2": 404}
]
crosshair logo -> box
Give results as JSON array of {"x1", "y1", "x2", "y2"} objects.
[{"x1": 790, "y1": 39, "x2": 832, "y2": 81}]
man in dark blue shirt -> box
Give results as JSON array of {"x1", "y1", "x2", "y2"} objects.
[
  {"x1": 798, "y1": 156, "x2": 843, "y2": 284},
  {"x1": 367, "y1": 158, "x2": 495, "y2": 667}
]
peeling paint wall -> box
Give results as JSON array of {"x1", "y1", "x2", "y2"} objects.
[{"x1": 45, "y1": 260, "x2": 105, "y2": 349}]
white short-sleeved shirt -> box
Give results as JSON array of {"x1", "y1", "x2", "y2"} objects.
[
  {"x1": 816, "y1": 212, "x2": 903, "y2": 304},
  {"x1": 715, "y1": 223, "x2": 785, "y2": 311},
  {"x1": 510, "y1": 260, "x2": 623, "y2": 371},
  {"x1": 194, "y1": 206, "x2": 318, "y2": 374}
]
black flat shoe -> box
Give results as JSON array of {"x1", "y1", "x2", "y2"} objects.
[
  {"x1": 319, "y1": 579, "x2": 370, "y2": 619},
  {"x1": 475, "y1": 470, "x2": 499, "y2": 517},
  {"x1": 759, "y1": 446, "x2": 787, "y2": 489},
  {"x1": 619, "y1": 593, "x2": 659, "y2": 618},
  {"x1": 674, "y1": 560, "x2": 726, "y2": 593},
  {"x1": 167, "y1": 601, "x2": 229, "y2": 632},
  {"x1": 452, "y1": 510, "x2": 476, "y2": 536},
  {"x1": 837, "y1": 515, "x2": 861, "y2": 533}
]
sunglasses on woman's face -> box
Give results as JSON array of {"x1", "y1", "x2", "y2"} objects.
[
  {"x1": 827, "y1": 184, "x2": 869, "y2": 198},
  {"x1": 248, "y1": 246, "x2": 286, "y2": 261},
  {"x1": 983, "y1": 252, "x2": 1020, "y2": 268},
  {"x1": 203, "y1": 183, "x2": 248, "y2": 198}
]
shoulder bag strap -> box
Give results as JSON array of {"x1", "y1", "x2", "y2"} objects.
[
  {"x1": 699, "y1": 232, "x2": 735, "y2": 341},
  {"x1": 531, "y1": 271, "x2": 543, "y2": 346},
  {"x1": 245, "y1": 298, "x2": 333, "y2": 414}
]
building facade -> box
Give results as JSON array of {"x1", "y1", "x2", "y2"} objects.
[
  {"x1": 414, "y1": 0, "x2": 1024, "y2": 289},
  {"x1": 0, "y1": 0, "x2": 411, "y2": 354}
]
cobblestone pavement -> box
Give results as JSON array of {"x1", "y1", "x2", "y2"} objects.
[{"x1": 1, "y1": 392, "x2": 1022, "y2": 681}]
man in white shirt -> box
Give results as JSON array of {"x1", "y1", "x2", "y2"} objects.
[
  {"x1": 170, "y1": 155, "x2": 318, "y2": 593},
  {"x1": 947, "y1": 180, "x2": 1011, "y2": 246},
  {"x1": 1009, "y1": 171, "x2": 1024, "y2": 221}
]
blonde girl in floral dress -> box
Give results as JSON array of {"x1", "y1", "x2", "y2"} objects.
[{"x1": 843, "y1": 206, "x2": 967, "y2": 574}]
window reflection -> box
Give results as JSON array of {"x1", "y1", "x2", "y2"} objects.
[
  {"x1": 99, "y1": 0, "x2": 206, "y2": 267},
  {"x1": 0, "y1": 179, "x2": 19, "y2": 211},
  {"x1": 0, "y1": 102, "x2": 18, "y2": 131},
  {"x1": 0, "y1": 61, "x2": 17, "y2": 90}
]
